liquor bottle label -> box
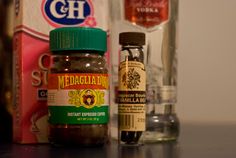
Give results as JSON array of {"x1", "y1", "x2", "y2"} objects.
[{"x1": 124, "y1": 0, "x2": 169, "y2": 29}]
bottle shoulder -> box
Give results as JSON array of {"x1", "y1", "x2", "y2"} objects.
[{"x1": 50, "y1": 53, "x2": 108, "y2": 73}]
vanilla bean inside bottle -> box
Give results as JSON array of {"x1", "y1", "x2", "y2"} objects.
[{"x1": 118, "y1": 32, "x2": 146, "y2": 145}]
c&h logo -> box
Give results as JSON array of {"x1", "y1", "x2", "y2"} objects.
[{"x1": 42, "y1": 0, "x2": 96, "y2": 27}]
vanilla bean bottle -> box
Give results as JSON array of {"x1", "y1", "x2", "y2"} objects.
[
  {"x1": 118, "y1": 32, "x2": 146, "y2": 145},
  {"x1": 110, "y1": 0, "x2": 180, "y2": 142}
]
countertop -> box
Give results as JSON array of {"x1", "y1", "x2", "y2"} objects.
[{"x1": 1, "y1": 123, "x2": 236, "y2": 158}]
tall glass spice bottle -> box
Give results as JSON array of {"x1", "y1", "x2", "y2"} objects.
[
  {"x1": 118, "y1": 32, "x2": 146, "y2": 145},
  {"x1": 110, "y1": 0, "x2": 179, "y2": 142},
  {"x1": 48, "y1": 27, "x2": 109, "y2": 146}
]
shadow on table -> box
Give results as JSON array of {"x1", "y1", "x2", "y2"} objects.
[
  {"x1": 108, "y1": 141, "x2": 180, "y2": 158},
  {"x1": 0, "y1": 141, "x2": 179, "y2": 158}
]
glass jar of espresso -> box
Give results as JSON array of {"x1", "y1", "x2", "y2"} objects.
[{"x1": 48, "y1": 27, "x2": 109, "y2": 146}]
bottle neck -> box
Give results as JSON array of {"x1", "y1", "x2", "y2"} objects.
[
  {"x1": 120, "y1": 45, "x2": 144, "y2": 63},
  {"x1": 121, "y1": 45, "x2": 143, "y2": 49},
  {"x1": 52, "y1": 50, "x2": 104, "y2": 56}
]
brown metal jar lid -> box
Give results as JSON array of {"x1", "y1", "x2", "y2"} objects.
[{"x1": 119, "y1": 32, "x2": 145, "y2": 46}]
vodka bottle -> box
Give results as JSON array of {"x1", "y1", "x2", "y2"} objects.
[{"x1": 110, "y1": 0, "x2": 179, "y2": 142}]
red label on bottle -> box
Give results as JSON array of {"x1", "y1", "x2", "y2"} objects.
[{"x1": 124, "y1": 0, "x2": 169, "y2": 29}]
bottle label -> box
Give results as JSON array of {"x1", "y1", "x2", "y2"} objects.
[
  {"x1": 47, "y1": 73, "x2": 109, "y2": 124},
  {"x1": 118, "y1": 61, "x2": 146, "y2": 131},
  {"x1": 124, "y1": 0, "x2": 169, "y2": 29}
]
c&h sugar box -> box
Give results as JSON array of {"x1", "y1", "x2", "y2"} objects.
[{"x1": 13, "y1": 0, "x2": 110, "y2": 144}]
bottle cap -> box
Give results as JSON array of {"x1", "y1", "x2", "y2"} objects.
[
  {"x1": 50, "y1": 27, "x2": 107, "y2": 55},
  {"x1": 119, "y1": 32, "x2": 145, "y2": 46}
]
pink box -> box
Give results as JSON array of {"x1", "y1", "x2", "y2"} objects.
[{"x1": 13, "y1": 0, "x2": 110, "y2": 144}]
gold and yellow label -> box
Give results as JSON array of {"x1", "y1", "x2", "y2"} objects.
[
  {"x1": 68, "y1": 89, "x2": 105, "y2": 109},
  {"x1": 118, "y1": 61, "x2": 146, "y2": 131},
  {"x1": 48, "y1": 73, "x2": 109, "y2": 90}
]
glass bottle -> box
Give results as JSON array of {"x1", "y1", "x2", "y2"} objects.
[
  {"x1": 48, "y1": 27, "x2": 109, "y2": 146},
  {"x1": 118, "y1": 32, "x2": 146, "y2": 145},
  {"x1": 110, "y1": 0, "x2": 180, "y2": 142}
]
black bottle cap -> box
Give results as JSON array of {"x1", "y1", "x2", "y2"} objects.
[{"x1": 119, "y1": 32, "x2": 145, "y2": 46}]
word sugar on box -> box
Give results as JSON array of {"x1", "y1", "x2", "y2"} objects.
[{"x1": 13, "y1": 0, "x2": 109, "y2": 144}]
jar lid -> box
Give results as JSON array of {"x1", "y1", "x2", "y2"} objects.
[
  {"x1": 50, "y1": 27, "x2": 107, "y2": 55},
  {"x1": 119, "y1": 32, "x2": 145, "y2": 46}
]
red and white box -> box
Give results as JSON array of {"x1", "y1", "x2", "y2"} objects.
[{"x1": 13, "y1": 0, "x2": 110, "y2": 144}]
